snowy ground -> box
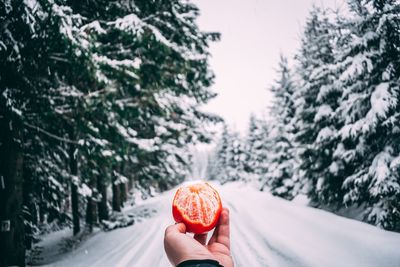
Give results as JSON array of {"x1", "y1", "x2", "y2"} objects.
[{"x1": 39, "y1": 182, "x2": 400, "y2": 267}]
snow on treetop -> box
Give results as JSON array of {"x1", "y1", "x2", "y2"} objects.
[{"x1": 110, "y1": 12, "x2": 205, "y2": 61}]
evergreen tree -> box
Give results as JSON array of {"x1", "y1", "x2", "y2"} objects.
[
  {"x1": 334, "y1": 0, "x2": 400, "y2": 231},
  {"x1": 208, "y1": 125, "x2": 230, "y2": 182},
  {"x1": 293, "y1": 6, "x2": 342, "y2": 204},
  {"x1": 243, "y1": 114, "x2": 270, "y2": 185},
  {"x1": 0, "y1": 0, "x2": 219, "y2": 264},
  {"x1": 266, "y1": 56, "x2": 298, "y2": 199},
  {"x1": 208, "y1": 125, "x2": 246, "y2": 184},
  {"x1": 225, "y1": 130, "x2": 246, "y2": 183}
]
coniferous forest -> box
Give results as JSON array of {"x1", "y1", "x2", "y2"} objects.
[
  {"x1": 1, "y1": 0, "x2": 400, "y2": 266},
  {"x1": 1, "y1": 0, "x2": 220, "y2": 265},
  {"x1": 208, "y1": 1, "x2": 400, "y2": 232}
]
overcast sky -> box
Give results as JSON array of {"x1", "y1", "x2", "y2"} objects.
[{"x1": 193, "y1": 0, "x2": 346, "y2": 133}]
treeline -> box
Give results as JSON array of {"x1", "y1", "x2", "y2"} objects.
[
  {"x1": 0, "y1": 0, "x2": 219, "y2": 265},
  {"x1": 209, "y1": 0, "x2": 400, "y2": 232}
]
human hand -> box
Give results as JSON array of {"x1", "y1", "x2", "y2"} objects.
[{"x1": 164, "y1": 208, "x2": 233, "y2": 267}]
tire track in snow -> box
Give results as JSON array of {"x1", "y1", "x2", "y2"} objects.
[
  {"x1": 224, "y1": 190, "x2": 307, "y2": 267},
  {"x1": 124, "y1": 216, "x2": 169, "y2": 267},
  {"x1": 116, "y1": 194, "x2": 173, "y2": 267},
  {"x1": 224, "y1": 201, "x2": 268, "y2": 266},
  {"x1": 227, "y1": 200, "x2": 304, "y2": 267},
  {"x1": 230, "y1": 216, "x2": 272, "y2": 266},
  {"x1": 86, "y1": 227, "x2": 147, "y2": 267},
  {"x1": 114, "y1": 215, "x2": 164, "y2": 267}
]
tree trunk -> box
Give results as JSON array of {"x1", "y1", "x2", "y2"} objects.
[
  {"x1": 97, "y1": 174, "x2": 108, "y2": 221},
  {"x1": 0, "y1": 115, "x2": 25, "y2": 266},
  {"x1": 23, "y1": 170, "x2": 34, "y2": 251},
  {"x1": 68, "y1": 127, "x2": 80, "y2": 235},
  {"x1": 85, "y1": 197, "x2": 94, "y2": 231},
  {"x1": 120, "y1": 182, "x2": 127, "y2": 207},
  {"x1": 128, "y1": 176, "x2": 133, "y2": 191},
  {"x1": 112, "y1": 177, "x2": 121, "y2": 212},
  {"x1": 119, "y1": 163, "x2": 126, "y2": 208},
  {"x1": 85, "y1": 176, "x2": 98, "y2": 232}
]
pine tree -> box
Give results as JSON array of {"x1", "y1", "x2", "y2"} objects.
[
  {"x1": 208, "y1": 125, "x2": 246, "y2": 184},
  {"x1": 293, "y1": 6, "x2": 342, "y2": 204},
  {"x1": 1, "y1": 0, "x2": 220, "y2": 264},
  {"x1": 244, "y1": 114, "x2": 270, "y2": 185},
  {"x1": 334, "y1": 0, "x2": 400, "y2": 231},
  {"x1": 226, "y1": 131, "x2": 246, "y2": 183},
  {"x1": 266, "y1": 56, "x2": 298, "y2": 199},
  {"x1": 208, "y1": 125, "x2": 230, "y2": 182}
]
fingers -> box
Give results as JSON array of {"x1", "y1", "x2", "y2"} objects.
[
  {"x1": 165, "y1": 222, "x2": 186, "y2": 237},
  {"x1": 194, "y1": 233, "x2": 208, "y2": 245},
  {"x1": 217, "y1": 208, "x2": 230, "y2": 246},
  {"x1": 209, "y1": 208, "x2": 230, "y2": 249}
]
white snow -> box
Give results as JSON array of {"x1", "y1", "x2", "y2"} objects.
[
  {"x1": 134, "y1": 138, "x2": 157, "y2": 152},
  {"x1": 369, "y1": 148, "x2": 392, "y2": 185},
  {"x1": 390, "y1": 155, "x2": 400, "y2": 169},
  {"x1": 93, "y1": 54, "x2": 142, "y2": 72},
  {"x1": 291, "y1": 194, "x2": 310, "y2": 206},
  {"x1": 340, "y1": 53, "x2": 373, "y2": 81},
  {"x1": 339, "y1": 83, "x2": 397, "y2": 139},
  {"x1": 370, "y1": 82, "x2": 396, "y2": 118},
  {"x1": 313, "y1": 104, "x2": 332, "y2": 122},
  {"x1": 316, "y1": 126, "x2": 334, "y2": 143},
  {"x1": 78, "y1": 183, "x2": 92, "y2": 197},
  {"x1": 101, "y1": 150, "x2": 113, "y2": 157},
  {"x1": 42, "y1": 182, "x2": 400, "y2": 267},
  {"x1": 80, "y1": 21, "x2": 106, "y2": 34},
  {"x1": 328, "y1": 161, "x2": 339, "y2": 175}
]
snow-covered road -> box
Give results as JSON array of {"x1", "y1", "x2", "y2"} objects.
[{"x1": 46, "y1": 182, "x2": 400, "y2": 267}]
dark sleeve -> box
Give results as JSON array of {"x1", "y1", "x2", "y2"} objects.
[{"x1": 176, "y1": 259, "x2": 223, "y2": 267}]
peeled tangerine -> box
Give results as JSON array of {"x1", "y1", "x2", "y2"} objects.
[{"x1": 172, "y1": 181, "x2": 222, "y2": 234}]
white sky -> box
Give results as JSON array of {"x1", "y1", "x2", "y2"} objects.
[{"x1": 194, "y1": 0, "x2": 346, "y2": 133}]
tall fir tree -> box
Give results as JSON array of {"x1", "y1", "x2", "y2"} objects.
[
  {"x1": 334, "y1": 0, "x2": 400, "y2": 231},
  {"x1": 266, "y1": 56, "x2": 298, "y2": 199},
  {"x1": 244, "y1": 114, "x2": 270, "y2": 185},
  {"x1": 0, "y1": 0, "x2": 219, "y2": 264},
  {"x1": 208, "y1": 125, "x2": 246, "y2": 184},
  {"x1": 293, "y1": 6, "x2": 343, "y2": 204}
]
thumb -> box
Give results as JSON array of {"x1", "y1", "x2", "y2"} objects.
[{"x1": 165, "y1": 222, "x2": 186, "y2": 236}]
